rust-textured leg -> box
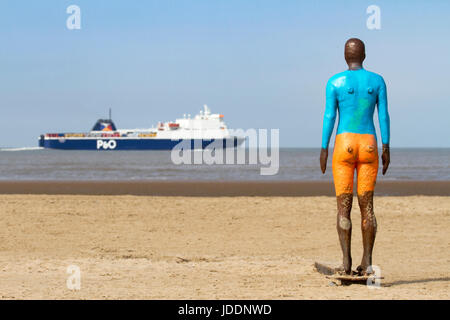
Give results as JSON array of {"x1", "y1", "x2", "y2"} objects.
[
  {"x1": 336, "y1": 193, "x2": 353, "y2": 274},
  {"x1": 356, "y1": 140, "x2": 378, "y2": 275},
  {"x1": 332, "y1": 134, "x2": 357, "y2": 275},
  {"x1": 357, "y1": 191, "x2": 377, "y2": 275}
]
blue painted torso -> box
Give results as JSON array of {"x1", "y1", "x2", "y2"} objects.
[{"x1": 321, "y1": 68, "x2": 390, "y2": 149}]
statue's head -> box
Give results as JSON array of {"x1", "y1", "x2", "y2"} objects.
[{"x1": 345, "y1": 38, "x2": 365, "y2": 69}]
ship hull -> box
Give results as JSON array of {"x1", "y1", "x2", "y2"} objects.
[{"x1": 39, "y1": 137, "x2": 244, "y2": 150}]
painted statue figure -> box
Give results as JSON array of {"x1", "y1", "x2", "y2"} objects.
[{"x1": 320, "y1": 38, "x2": 390, "y2": 275}]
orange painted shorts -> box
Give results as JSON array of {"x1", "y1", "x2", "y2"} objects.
[{"x1": 332, "y1": 133, "x2": 379, "y2": 196}]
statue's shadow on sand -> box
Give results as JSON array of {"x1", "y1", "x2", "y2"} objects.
[{"x1": 383, "y1": 277, "x2": 450, "y2": 287}]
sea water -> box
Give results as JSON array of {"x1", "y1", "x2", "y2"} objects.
[{"x1": 0, "y1": 148, "x2": 448, "y2": 181}]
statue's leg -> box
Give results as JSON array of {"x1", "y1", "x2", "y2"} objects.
[
  {"x1": 336, "y1": 192, "x2": 353, "y2": 274},
  {"x1": 357, "y1": 190, "x2": 376, "y2": 274},
  {"x1": 332, "y1": 134, "x2": 357, "y2": 274},
  {"x1": 356, "y1": 139, "x2": 379, "y2": 275}
]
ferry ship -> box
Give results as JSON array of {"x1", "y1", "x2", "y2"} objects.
[{"x1": 39, "y1": 105, "x2": 245, "y2": 150}]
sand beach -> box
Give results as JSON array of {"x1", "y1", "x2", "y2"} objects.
[{"x1": 0, "y1": 181, "x2": 448, "y2": 299}]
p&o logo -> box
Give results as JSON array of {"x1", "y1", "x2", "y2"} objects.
[{"x1": 97, "y1": 140, "x2": 117, "y2": 150}]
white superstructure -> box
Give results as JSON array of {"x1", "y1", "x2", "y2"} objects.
[{"x1": 117, "y1": 105, "x2": 235, "y2": 140}]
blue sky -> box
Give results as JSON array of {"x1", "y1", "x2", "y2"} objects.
[{"x1": 0, "y1": 0, "x2": 449, "y2": 147}]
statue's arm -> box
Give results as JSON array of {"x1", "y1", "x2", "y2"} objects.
[
  {"x1": 377, "y1": 77, "x2": 390, "y2": 174},
  {"x1": 322, "y1": 81, "x2": 338, "y2": 149},
  {"x1": 320, "y1": 81, "x2": 337, "y2": 173},
  {"x1": 377, "y1": 78, "x2": 390, "y2": 146}
]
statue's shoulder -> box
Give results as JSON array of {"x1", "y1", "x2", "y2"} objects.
[
  {"x1": 363, "y1": 69, "x2": 385, "y2": 84},
  {"x1": 327, "y1": 71, "x2": 348, "y2": 88}
]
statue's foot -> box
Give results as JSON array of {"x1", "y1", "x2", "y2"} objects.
[
  {"x1": 342, "y1": 256, "x2": 352, "y2": 275},
  {"x1": 356, "y1": 264, "x2": 374, "y2": 276},
  {"x1": 335, "y1": 266, "x2": 350, "y2": 276}
]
